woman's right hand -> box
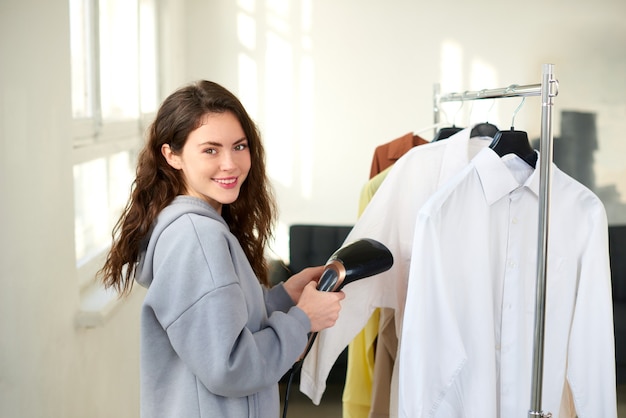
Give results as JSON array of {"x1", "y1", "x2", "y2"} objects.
[{"x1": 296, "y1": 281, "x2": 345, "y2": 332}]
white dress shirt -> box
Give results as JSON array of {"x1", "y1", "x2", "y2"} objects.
[
  {"x1": 300, "y1": 128, "x2": 490, "y2": 408},
  {"x1": 398, "y1": 148, "x2": 616, "y2": 418}
]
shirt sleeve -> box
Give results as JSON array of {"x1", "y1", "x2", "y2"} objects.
[
  {"x1": 300, "y1": 167, "x2": 403, "y2": 403},
  {"x1": 566, "y1": 203, "x2": 617, "y2": 417},
  {"x1": 300, "y1": 148, "x2": 440, "y2": 404},
  {"x1": 264, "y1": 282, "x2": 298, "y2": 314}
]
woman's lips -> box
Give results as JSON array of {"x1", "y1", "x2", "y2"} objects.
[{"x1": 214, "y1": 176, "x2": 238, "y2": 189}]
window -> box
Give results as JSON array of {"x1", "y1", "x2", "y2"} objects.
[
  {"x1": 69, "y1": 0, "x2": 158, "y2": 288},
  {"x1": 73, "y1": 150, "x2": 136, "y2": 263}
]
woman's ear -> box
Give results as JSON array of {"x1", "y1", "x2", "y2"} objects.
[{"x1": 161, "y1": 144, "x2": 182, "y2": 170}]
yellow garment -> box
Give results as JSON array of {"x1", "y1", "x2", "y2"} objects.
[
  {"x1": 342, "y1": 309, "x2": 380, "y2": 417},
  {"x1": 342, "y1": 167, "x2": 391, "y2": 418},
  {"x1": 357, "y1": 167, "x2": 391, "y2": 214},
  {"x1": 370, "y1": 307, "x2": 397, "y2": 417}
]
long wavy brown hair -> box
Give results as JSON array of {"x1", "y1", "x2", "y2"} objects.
[{"x1": 98, "y1": 80, "x2": 277, "y2": 295}]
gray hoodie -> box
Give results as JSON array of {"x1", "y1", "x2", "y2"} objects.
[{"x1": 136, "y1": 196, "x2": 310, "y2": 418}]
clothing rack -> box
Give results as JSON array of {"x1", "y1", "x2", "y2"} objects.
[{"x1": 433, "y1": 64, "x2": 559, "y2": 418}]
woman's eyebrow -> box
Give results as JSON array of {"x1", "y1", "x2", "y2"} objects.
[
  {"x1": 199, "y1": 137, "x2": 247, "y2": 147},
  {"x1": 198, "y1": 140, "x2": 223, "y2": 147}
]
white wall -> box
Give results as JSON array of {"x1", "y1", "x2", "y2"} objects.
[{"x1": 0, "y1": 0, "x2": 624, "y2": 417}]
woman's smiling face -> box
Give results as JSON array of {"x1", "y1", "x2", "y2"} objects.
[{"x1": 161, "y1": 111, "x2": 251, "y2": 213}]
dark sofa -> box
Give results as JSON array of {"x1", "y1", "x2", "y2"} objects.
[{"x1": 268, "y1": 224, "x2": 354, "y2": 286}]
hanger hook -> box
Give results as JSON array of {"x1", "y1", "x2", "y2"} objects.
[
  {"x1": 511, "y1": 96, "x2": 526, "y2": 129},
  {"x1": 503, "y1": 84, "x2": 524, "y2": 129},
  {"x1": 486, "y1": 99, "x2": 496, "y2": 122},
  {"x1": 467, "y1": 90, "x2": 478, "y2": 123},
  {"x1": 452, "y1": 92, "x2": 467, "y2": 126},
  {"x1": 478, "y1": 89, "x2": 496, "y2": 122}
]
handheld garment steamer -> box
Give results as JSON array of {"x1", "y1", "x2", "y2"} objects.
[{"x1": 282, "y1": 238, "x2": 394, "y2": 418}]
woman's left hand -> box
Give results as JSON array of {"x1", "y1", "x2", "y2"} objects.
[{"x1": 283, "y1": 265, "x2": 324, "y2": 303}]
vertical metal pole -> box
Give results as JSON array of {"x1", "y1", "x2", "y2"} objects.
[{"x1": 528, "y1": 63, "x2": 557, "y2": 418}]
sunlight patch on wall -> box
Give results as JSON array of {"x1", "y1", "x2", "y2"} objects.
[
  {"x1": 438, "y1": 40, "x2": 464, "y2": 125},
  {"x1": 298, "y1": 0, "x2": 314, "y2": 200},
  {"x1": 236, "y1": 0, "x2": 316, "y2": 203},
  {"x1": 236, "y1": 4, "x2": 259, "y2": 119},
  {"x1": 266, "y1": 0, "x2": 290, "y2": 36},
  {"x1": 468, "y1": 59, "x2": 499, "y2": 126},
  {"x1": 237, "y1": 12, "x2": 256, "y2": 50},
  {"x1": 298, "y1": 54, "x2": 314, "y2": 199},
  {"x1": 238, "y1": 53, "x2": 259, "y2": 119},
  {"x1": 440, "y1": 41, "x2": 463, "y2": 92},
  {"x1": 301, "y1": 0, "x2": 312, "y2": 31},
  {"x1": 237, "y1": 0, "x2": 255, "y2": 13},
  {"x1": 267, "y1": 0, "x2": 289, "y2": 17},
  {"x1": 301, "y1": 5, "x2": 313, "y2": 51},
  {"x1": 264, "y1": 31, "x2": 294, "y2": 188}
]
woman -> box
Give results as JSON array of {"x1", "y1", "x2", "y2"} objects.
[{"x1": 98, "y1": 80, "x2": 345, "y2": 417}]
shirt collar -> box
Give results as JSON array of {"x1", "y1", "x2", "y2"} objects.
[
  {"x1": 526, "y1": 153, "x2": 543, "y2": 195},
  {"x1": 473, "y1": 148, "x2": 541, "y2": 205}
]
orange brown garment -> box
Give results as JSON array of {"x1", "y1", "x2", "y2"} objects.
[{"x1": 369, "y1": 132, "x2": 428, "y2": 179}]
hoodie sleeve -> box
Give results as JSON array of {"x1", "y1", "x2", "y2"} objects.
[
  {"x1": 264, "y1": 283, "x2": 298, "y2": 314},
  {"x1": 145, "y1": 213, "x2": 310, "y2": 397}
]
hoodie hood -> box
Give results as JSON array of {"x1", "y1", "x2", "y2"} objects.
[{"x1": 135, "y1": 195, "x2": 227, "y2": 288}]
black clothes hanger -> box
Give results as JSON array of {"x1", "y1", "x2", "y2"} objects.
[
  {"x1": 433, "y1": 95, "x2": 465, "y2": 141},
  {"x1": 470, "y1": 96, "x2": 498, "y2": 138},
  {"x1": 470, "y1": 122, "x2": 499, "y2": 138},
  {"x1": 489, "y1": 127, "x2": 537, "y2": 168},
  {"x1": 488, "y1": 96, "x2": 537, "y2": 168},
  {"x1": 432, "y1": 125, "x2": 464, "y2": 141}
]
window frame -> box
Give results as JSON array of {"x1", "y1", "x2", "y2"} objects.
[{"x1": 70, "y1": 0, "x2": 159, "y2": 294}]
